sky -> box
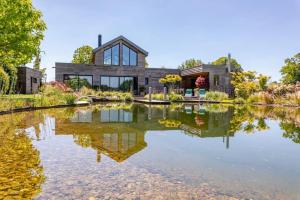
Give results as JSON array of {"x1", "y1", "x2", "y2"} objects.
[{"x1": 32, "y1": 0, "x2": 300, "y2": 81}]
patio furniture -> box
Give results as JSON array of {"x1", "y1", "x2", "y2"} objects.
[
  {"x1": 185, "y1": 89, "x2": 193, "y2": 97},
  {"x1": 199, "y1": 89, "x2": 206, "y2": 99},
  {"x1": 184, "y1": 105, "x2": 193, "y2": 114}
]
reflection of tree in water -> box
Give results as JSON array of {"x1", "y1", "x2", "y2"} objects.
[
  {"x1": 73, "y1": 134, "x2": 92, "y2": 148},
  {"x1": 159, "y1": 119, "x2": 181, "y2": 128},
  {"x1": 281, "y1": 122, "x2": 300, "y2": 144},
  {"x1": 0, "y1": 114, "x2": 45, "y2": 199},
  {"x1": 229, "y1": 105, "x2": 300, "y2": 144},
  {"x1": 228, "y1": 106, "x2": 270, "y2": 134}
]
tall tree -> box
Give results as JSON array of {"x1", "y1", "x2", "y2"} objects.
[
  {"x1": 33, "y1": 49, "x2": 41, "y2": 70},
  {"x1": 258, "y1": 74, "x2": 270, "y2": 91},
  {"x1": 72, "y1": 45, "x2": 93, "y2": 64},
  {"x1": 280, "y1": 53, "x2": 300, "y2": 84},
  {"x1": 212, "y1": 57, "x2": 242, "y2": 71},
  {"x1": 33, "y1": 49, "x2": 47, "y2": 83},
  {"x1": 0, "y1": 0, "x2": 46, "y2": 93},
  {"x1": 159, "y1": 74, "x2": 182, "y2": 93},
  {"x1": 231, "y1": 71, "x2": 259, "y2": 98},
  {"x1": 178, "y1": 59, "x2": 202, "y2": 70}
]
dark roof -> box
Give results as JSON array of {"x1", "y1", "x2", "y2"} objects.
[{"x1": 93, "y1": 35, "x2": 149, "y2": 56}]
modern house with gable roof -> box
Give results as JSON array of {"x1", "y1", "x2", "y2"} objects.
[{"x1": 55, "y1": 35, "x2": 233, "y2": 95}]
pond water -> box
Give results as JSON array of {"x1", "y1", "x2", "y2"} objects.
[{"x1": 0, "y1": 103, "x2": 300, "y2": 200}]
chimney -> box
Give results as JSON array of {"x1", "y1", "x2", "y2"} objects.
[
  {"x1": 226, "y1": 53, "x2": 231, "y2": 73},
  {"x1": 98, "y1": 34, "x2": 102, "y2": 47}
]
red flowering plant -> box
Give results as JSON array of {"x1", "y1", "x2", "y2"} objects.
[{"x1": 195, "y1": 76, "x2": 208, "y2": 89}]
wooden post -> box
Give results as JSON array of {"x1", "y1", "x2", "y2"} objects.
[
  {"x1": 149, "y1": 87, "x2": 152, "y2": 102},
  {"x1": 163, "y1": 87, "x2": 167, "y2": 101},
  {"x1": 148, "y1": 104, "x2": 152, "y2": 120},
  {"x1": 163, "y1": 105, "x2": 166, "y2": 119}
]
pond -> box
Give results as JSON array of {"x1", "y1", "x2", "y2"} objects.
[{"x1": 0, "y1": 103, "x2": 300, "y2": 200}]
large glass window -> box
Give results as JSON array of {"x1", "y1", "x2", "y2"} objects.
[
  {"x1": 100, "y1": 109, "x2": 133, "y2": 122},
  {"x1": 64, "y1": 74, "x2": 93, "y2": 90},
  {"x1": 100, "y1": 76, "x2": 133, "y2": 91},
  {"x1": 104, "y1": 44, "x2": 120, "y2": 66},
  {"x1": 104, "y1": 48, "x2": 112, "y2": 65},
  {"x1": 112, "y1": 44, "x2": 119, "y2": 65},
  {"x1": 130, "y1": 49, "x2": 137, "y2": 66},
  {"x1": 100, "y1": 76, "x2": 109, "y2": 90},
  {"x1": 110, "y1": 77, "x2": 119, "y2": 89},
  {"x1": 122, "y1": 44, "x2": 137, "y2": 66},
  {"x1": 122, "y1": 45, "x2": 130, "y2": 65}
]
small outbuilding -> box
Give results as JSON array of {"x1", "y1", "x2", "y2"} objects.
[{"x1": 16, "y1": 66, "x2": 42, "y2": 94}]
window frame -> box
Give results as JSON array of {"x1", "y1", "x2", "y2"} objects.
[
  {"x1": 122, "y1": 44, "x2": 138, "y2": 66},
  {"x1": 213, "y1": 74, "x2": 220, "y2": 86},
  {"x1": 100, "y1": 75, "x2": 134, "y2": 91},
  {"x1": 111, "y1": 44, "x2": 120, "y2": 66},
  {"x1": 145, "y1": 77, "x2": 149, "y2": 85},
  {"x1": 103, "y1": 44, "x2": 120, "y2": 66},
  {"x1": 63, "y1": 74, "x2": 93, "y2": 88},
  {"x1": 103, "y1": 48, "x2": 112, "y2": 65}
]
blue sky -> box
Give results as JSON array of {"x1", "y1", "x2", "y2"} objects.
[{"x1": 33, "y1": 0, "x2": 300, "y2": 81}]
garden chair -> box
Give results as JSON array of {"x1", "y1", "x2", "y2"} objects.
[
  {"x1": 199, "y1": 89, "x2": 206, "y2": 100},
  {"x1": 185, "y1": 89, "x2": 193, "y2": 97}
]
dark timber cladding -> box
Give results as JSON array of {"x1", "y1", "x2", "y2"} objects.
[
  {"x1": 55, "y1": 35, "x2": 233, "y2": 94},
  {"x1": 16, "y1": 66, "x2": 42, "y2": 94}
]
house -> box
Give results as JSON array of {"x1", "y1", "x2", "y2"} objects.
[
  {"x1": 55, "y1": 35, "x2": 233, "y2": 95},
  {"x1": 16, "y1": 66, "x2": 42, "y2": 94}
]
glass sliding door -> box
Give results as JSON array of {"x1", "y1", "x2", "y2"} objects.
[
  {"x1": 100, "y1": 76, "x2": 134, "y2": 92},
  {"x1": 110, "y1": 77, "x2": 119, "y2": 89}
]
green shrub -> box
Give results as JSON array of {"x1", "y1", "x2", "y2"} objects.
[
  {"x1": 205, "y1": 91, "x2": 229, "y2": 101},
  {"x1": 144, "y1": 93, "x2": 165, "y2": 100},
  {"x1": 64, "y1": 94, "x2": 77, "y2": 105},
  {"x1": 144, "y1": 92, "x2": 183, "y2": 101},
  {"x1": 97, "y1": 91, "x2": 133, "y2": 101},
  {"x1": 120, "y1": 92, "x2": 133, "y2": 101},
  {"x1": 79, "y1": 86, "x2": 96, "y2": 96},
  {"x1": 233, "y1": 97, "x2": 246, "y2": 104},
  {"x1": 169, "y1": 92, "x2": 184, "y2": 101}
]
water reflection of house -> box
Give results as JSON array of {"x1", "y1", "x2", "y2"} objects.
[
  {"x1": 55, "y1": 108, "x2": 146, "y2": 162},
  {"x1": 21, "y1": 104, "x2": 235, "y2": 163},
  {"x1": 92, "y1": 132, "x2": 146, "y2": 162},
  {"x1": 70, "y1": 109, "x2": 135, "y2": 123},
  {"x1": 133, "y1": 104, "x2": 234, "y2": 148}
]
